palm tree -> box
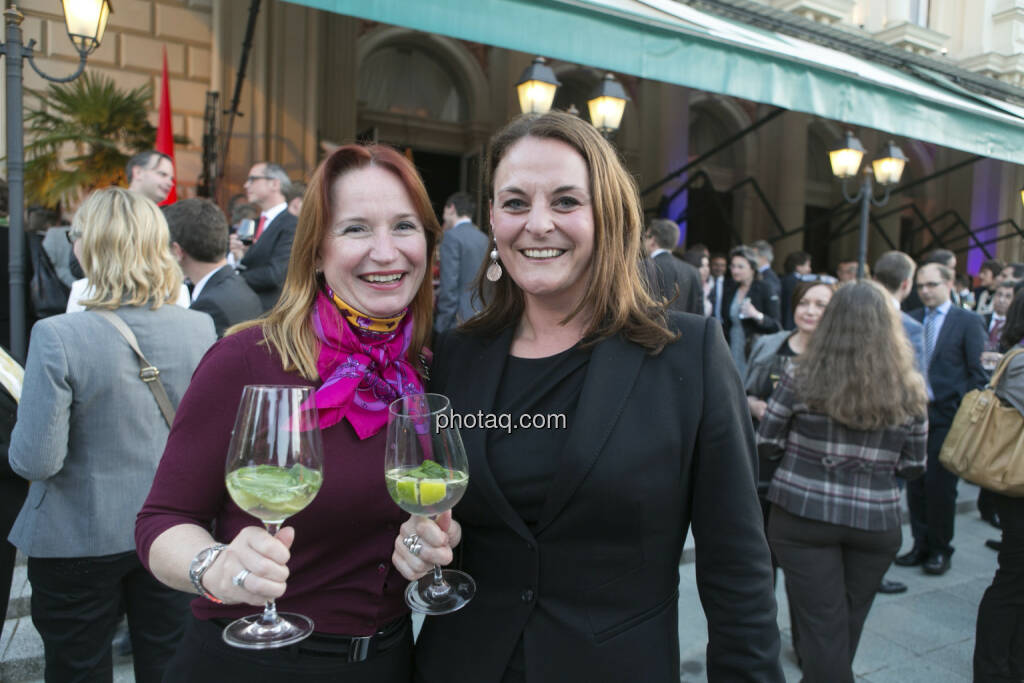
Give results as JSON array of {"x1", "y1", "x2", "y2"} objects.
[{"x1": 24, "y1": 71, "x2": 156, "y2": 209}]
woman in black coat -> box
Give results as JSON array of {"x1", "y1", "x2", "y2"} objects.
[
  {"x1": 390, "y1": 112, "x2": 783, "y2": 683},
  {"x1": 721, "y1": 245, "x2": 781, "y2": 377}
]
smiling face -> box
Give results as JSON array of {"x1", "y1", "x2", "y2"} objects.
[
  {"x1": 318, "y1": 165, "x2": 427, "y2": 318},
  {"x1": 793, "y1": 283, "x2": 833, "y2": 336},
  {"x1": 490, "y1": 136, "x2": 595, "y2": 312}
]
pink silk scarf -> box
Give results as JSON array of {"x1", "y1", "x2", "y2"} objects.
[{"x1": 310, "y1": 290, "x2": 424, "y2": 439}]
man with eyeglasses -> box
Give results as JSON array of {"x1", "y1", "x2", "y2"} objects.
[
  {"x1": 896, "y1": 262, "x2": 986, "y2": 577},
  {"x1": 228, "y1": 162, "x2": 297, "y2": 311}
]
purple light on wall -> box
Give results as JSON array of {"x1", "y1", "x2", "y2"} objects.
[
  {"x1": 968, "y1": 160, "x2": 999, "y2": 277},
  {"x1": 667, "y1": 186, "x2": 688, "y2": 246}
]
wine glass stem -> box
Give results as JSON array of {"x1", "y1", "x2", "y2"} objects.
[{"x1": 260, "y1": 521, "x2": 283, "y2": 625}]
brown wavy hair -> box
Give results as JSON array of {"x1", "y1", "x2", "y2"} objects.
[
  {"x1": 460, "y1": 111, "x2": 677, "y2": 353},
  {"x1": 794, "y1": 280, "x2": 927, "y2": 430},
  {"x1": 230, "y1": 145, "x2": 441, "y2": 380}
]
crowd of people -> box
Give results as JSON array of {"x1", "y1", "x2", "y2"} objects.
[{"x1": 0, "y1": 111, "x2": 1021, "y2": 683}]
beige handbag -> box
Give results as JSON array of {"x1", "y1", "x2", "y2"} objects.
[{"x1": 939, "y1": 348, "x2": 1024, "y2": 496}]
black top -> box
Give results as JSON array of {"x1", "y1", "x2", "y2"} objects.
[{"x1": 488, "y1": 346, "x2": 590, "y2": 531}]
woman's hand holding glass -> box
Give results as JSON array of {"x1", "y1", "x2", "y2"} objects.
[
  {"x1": 222, "y1": 385, "x2": 324, "y2": 649},
  {"x1": 739, "y1": 297, "x2": 763, "y2": 321},
  {"x1": 200, "y1": 526, "x2": 296, "y2": 606},
  {"x1": 385, "y1": 393, "x2": 474, "y2": 614},
  {"x1": 392, "y1": 511, "x2": 462, "y2": 581}
]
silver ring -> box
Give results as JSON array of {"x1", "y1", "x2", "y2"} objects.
[
  {"x1": 232, "y1": 569, "x2": 251, "y2": 588},
  {"x1": 408, "y1": 542, "x2": 423, "y2": 557},
  {"x1": 402, "y1": 534, "x2": 419, "y2": 550}
]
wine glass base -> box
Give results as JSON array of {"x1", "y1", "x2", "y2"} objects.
[
  {"x1": 405, "y1": 570, "x2": 476, "y2": 615},
  {"x1": 222, "y1": 612, "x2": 315, "y2": 649}
]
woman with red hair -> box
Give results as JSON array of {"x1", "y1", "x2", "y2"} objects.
[{"x1": 136, "y1": 145, "x2": 442, "y2": 681}]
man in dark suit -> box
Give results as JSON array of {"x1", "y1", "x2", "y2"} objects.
[
  {"x1": 780, "y1": 251, "x2": 812, "y2": 330},
  {"x1": 644, "y1": 218, "x2": 702, "y2": 314},
  {"x1": 435, "y1": 192, "x2": 489, "y2": 333},
  {"x1": 229, "y1": 162, "x2": 297, "y2": 311},
  {"x1": 896, "y1": 262, "x2": 987, "y2": 576},
  {"x1": 167, "y1": 199, "x2": 263, "y2": 337},
  {"x1": 752, "y1": 240, "x2": 781, "y2": 299}
]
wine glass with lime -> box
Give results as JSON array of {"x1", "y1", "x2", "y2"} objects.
[
  {"x1": 223, "y1": 385, "x2": 324, "y2": 648},
  {"x1": 386, "y1": 393, "x2": 474, "y2": 614}
]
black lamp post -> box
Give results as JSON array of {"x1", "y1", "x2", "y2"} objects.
[
  {"x1": 829, "y1": 132, "x2": 907, "y2": 280},
  {"x1": 1, "y1": 0, "x2": 110, "y2": 362}
]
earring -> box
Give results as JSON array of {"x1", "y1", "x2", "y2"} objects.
[{"x1": 485, "y1": 242, "x2": 502, "y2": 282}]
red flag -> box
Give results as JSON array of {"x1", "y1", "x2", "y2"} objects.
[{"x1": 155, "y1": 47, "x2": 177, "y2": 205}]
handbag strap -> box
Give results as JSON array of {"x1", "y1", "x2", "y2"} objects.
[
  {"x1": 91, "y1": 310, "x2": 176, "y2": 429},
  {"x1": 988, "y1": 347, "x2": 1024, "y2": 389}
]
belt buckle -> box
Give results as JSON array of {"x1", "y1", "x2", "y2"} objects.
[
  {"x1": 348, "y1": 635, "x2": 372, "y2": 662},
  {"x1": 139, "y1": 366, "x2": 160, "y2": 383}
]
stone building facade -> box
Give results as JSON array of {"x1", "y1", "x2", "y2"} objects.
[{"x1": 2, "y1": 0, "x2": 1021, "y2": 272}]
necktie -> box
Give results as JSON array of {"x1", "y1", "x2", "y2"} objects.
[
  {"x1": 254, "y1": 214, "x2": 268, "y2": 242},
  {"x1": 924, "y1": 308, "x2": 939, "y2": 367},
  {"x1": 988, "y1": 318, "x2": 1004, "y2": 351}
]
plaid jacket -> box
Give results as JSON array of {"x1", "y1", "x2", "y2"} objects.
[{"x1": 756, "y1": 371, "x2": 928, "y2": 531}]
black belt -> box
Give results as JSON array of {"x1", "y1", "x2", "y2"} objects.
[{"x1": 209, "y1": 614, "x2": 410, "y2": 662}]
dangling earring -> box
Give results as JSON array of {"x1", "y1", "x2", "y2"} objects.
[{"x1": 485, "y1": 241, "x2": 502, "y2": 282}]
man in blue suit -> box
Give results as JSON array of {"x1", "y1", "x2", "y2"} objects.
[
  {"x1": 873, "y1": 251, "x2": 924, "y2": 593},
  {"x1": 896, "y1": 262, "x2": 987, "y2": 576}
]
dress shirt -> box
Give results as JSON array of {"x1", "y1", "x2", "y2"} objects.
[
  {"x1": 713, "y1": 275, "x2": 725, "y2": 320},
  {"x1": 757, "y1": 371, "x2": 928, "y2": 531},
  {"x1": 256, "y1": 202, "x2": 288, "y2": 240},
  {"x1": 989, "y1": 314, "x2": 1006, "y2": 333},
  {"x1": 189, "y1": 264, "x2": 226, "y2": 303},
  {"x1": 923, "y1": 300, "x2": 952, "y2": 400},
  {"x1": 650, "y1": 248, "x2": 669, "y2": 259}
]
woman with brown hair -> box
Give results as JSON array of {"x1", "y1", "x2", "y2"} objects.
[
  {"x1": 722, "y1": 245, "x2": 781, "y2": 377},
  {"x1": 757, "y1": 280, "x2": 928, "y2": 682},
  {"x1": 135, "y1": 144, "x2": 441, "y2": 681},
  {"x1": 391, "y1": 111, "x2": 783, "y2": 682}
]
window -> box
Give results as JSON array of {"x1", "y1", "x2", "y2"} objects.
[
  {"x1": 909, "y1": 0, "x2": 929, "y2": 27},
  {"x1": 359, "y1": 45, "x2": 466, "y2": 122}
]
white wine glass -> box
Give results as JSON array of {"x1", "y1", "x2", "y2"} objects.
[
  {"x1": 386, "y1": 393, "x2": 474, "y2": 615},
  {"x1": 223, "y1": 385, "x2": 324, "y2": 648}
]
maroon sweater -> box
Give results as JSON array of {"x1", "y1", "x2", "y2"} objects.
[{"x1": 135, "y1": 326, "x2": 408, "y2": 635}]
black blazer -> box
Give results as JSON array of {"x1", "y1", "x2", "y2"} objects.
[
  {"x1": 417, "y1": 314, "x2": 783, "y2": 683},
  {"x1": 239, "y1": 210, "x2": 297, "y2": 311},
  {"x1": 721, "y1": 279, "x2": 781, "y2": 342},
  {"x1": 651, "y1": 251, "x2": 703, "y2": 315},
  {"x1": 908, "y1": 305, "x2": 987, "y2": 427},
  {"x1": 191, "y1": 265, "x2": 264, "y2": 337}
]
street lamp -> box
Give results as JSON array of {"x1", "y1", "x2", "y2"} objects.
[
  {"x1": 2, "y1": 0, "x2": 111, "y2": 362},
  {"x1": 829, "y1": 133, "x2": 907, "y2": 280},
  {"x1": 516, "y1": 57, "x2": 560, "y2": 115},
  {"x1": 587, "y1": 72, "x2": 629, "y2": 137}
]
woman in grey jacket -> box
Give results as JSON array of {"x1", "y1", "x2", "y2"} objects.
[
  {"x1": 8, "y1": 188, "x2": 216, "y2": 683},
  {"x1": 974, "y1": 289, "x2": 1024, "y2": 683}
]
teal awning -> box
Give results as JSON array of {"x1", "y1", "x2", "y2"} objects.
[{"x1": 287, "y1": 0, "x2": 1024, "y2": 165}]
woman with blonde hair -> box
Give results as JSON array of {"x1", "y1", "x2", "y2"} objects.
[
  {"x1": 392, "y1": 111, "x2": 783, "y2": 682},
  {"x1": 8, "y1": 187, "x2": 216, "y2": 682},
  {"x1": 757, "y1": 280, "x2": 928, "y2": 682},
  {"x1": 136, "y1": 144, "x2": 441, "y2": 680}
]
